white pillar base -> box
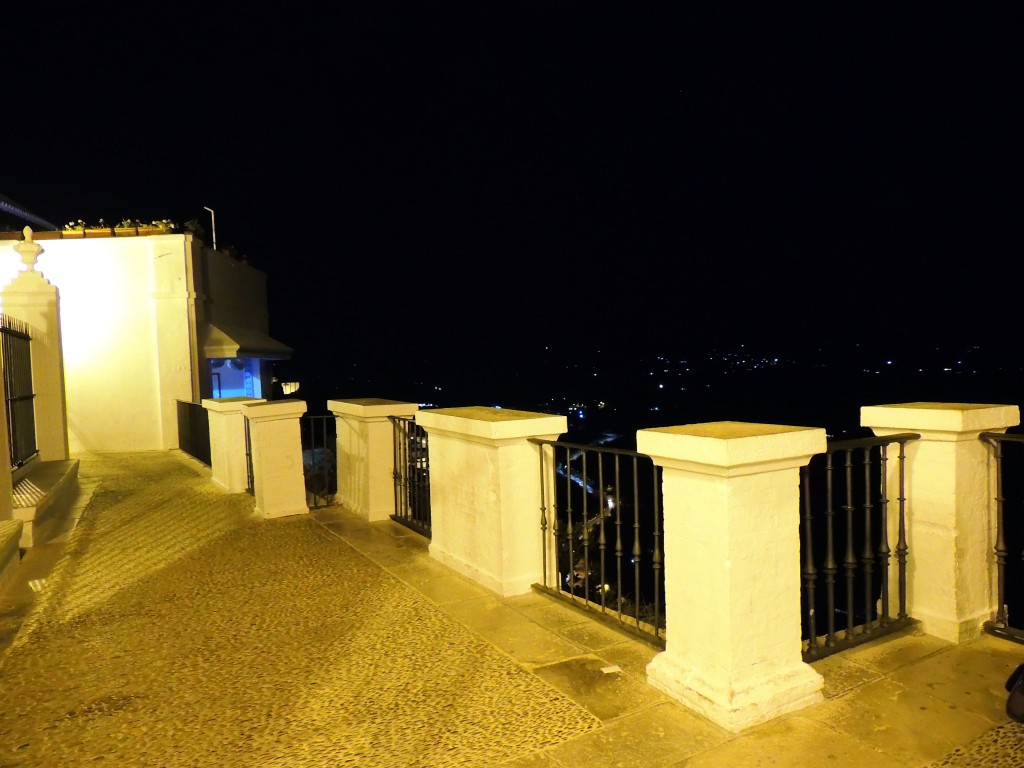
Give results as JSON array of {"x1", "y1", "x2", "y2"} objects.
[
  {"x1": 428, "y1": 541, "x2": 533, "y2": 597},
  {"x1": 913, "y1": 606, "x2": 989, "y2": 645},
  {"x1": 647, "y1": 651, "x2": 823, "y2": 733}
]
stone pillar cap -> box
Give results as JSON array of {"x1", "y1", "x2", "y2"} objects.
[
  {"x1": 638, "y1": 421, "x2": 826, "y2": 475},
  {"x1": 861, "y1": 402, "x2": 1020, "y2": 434},
  {"x1": 202, "y1": 396, "x2": 267, "y2": 413},
  {"x1": 416, "y1": 406, "x2": 567, "y2": 441},
  {"x1": 328, "y1": 398, "x2": 419, "y2": 418},
  {"x1": 240, "y1": 399, "x2": 307, "y2": 421}
]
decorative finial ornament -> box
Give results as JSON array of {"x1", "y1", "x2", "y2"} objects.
[{"x1": 13, "y1": 225, "x2": 43, "y2": 271}]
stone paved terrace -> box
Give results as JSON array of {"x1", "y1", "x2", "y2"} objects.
[{"x1": 0, "y1": 450, "x2": 1022, "y2": 767}]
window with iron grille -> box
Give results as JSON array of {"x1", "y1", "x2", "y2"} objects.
[{"x1": 0, "y1": 314, "x2": 37, "y2": 468}]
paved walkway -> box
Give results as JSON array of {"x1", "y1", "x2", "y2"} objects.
[{"x1": 0, "y1": 450, "x2": 1022, "y2": 767}]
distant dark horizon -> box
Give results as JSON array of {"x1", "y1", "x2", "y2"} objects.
[{"x1": 275, "y1": 336, "x2": 1024, "y2": 444}]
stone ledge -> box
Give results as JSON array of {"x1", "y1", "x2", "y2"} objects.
[
  {"x1": 12, "y1": 459, "x2": 80, "y2": 548},
  {"x1": 0, "y1": 519, "x2": 23, "y2": 594}
]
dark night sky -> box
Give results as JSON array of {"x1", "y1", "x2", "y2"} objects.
[{"x1": 5, "y1": 5, "x2": 1023, "y2": 387}]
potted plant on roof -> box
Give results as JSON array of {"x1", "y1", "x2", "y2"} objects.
[
  {"x1": 84, "y1": 218, "x2": 113, "y2": 237},
  {"x1": 137, "y1": 219, "x2": 176, "y2": 236},
  {"x1": 62, "y1": 219, "x2": 86, "y2": 238},
  {"x1": 114, "y1": 218, "x2": 140, "y2": 236}
]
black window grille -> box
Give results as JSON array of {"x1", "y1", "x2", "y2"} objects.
[{"x1": 0, "y1": 314, "x2": 37, "y2": 469}]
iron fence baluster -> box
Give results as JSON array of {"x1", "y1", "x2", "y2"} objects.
[
  {"x1": 877, "y1": 444, "x2": 891, "y2": 626},
  {"x1": 861, "y1": 446, "x2": 875, "y2": 636},
  {"x1": 614, "y1": 459, "x2": 624, "y2": 619},
  {"x1": 843, "y1": 448, "x2": 856, "y2": 636},
  {"x1": 597, "y1": 458, "x2": 607, "y2": 612},
  {"x1": 801, "y1": 465, "x2": 818, "y2": 658},
  {"x1": 629, "y1": 454, "x2": 640, "y2": 629},
  {"x1": 565, "y1": 445, "x2": 576, "y2": 605},
  {"x1": 244, "y1": 415, "x2": 254, "y2": 495},
  {"x1": 896, "y1": 439, "x2": 909, "y2": 620},
  {"x1": 581, "y1": 451, "x2": 590, "y2": 603},
  {"x1": 824, "y1": 452, "x2": 837, "y2": 647}
]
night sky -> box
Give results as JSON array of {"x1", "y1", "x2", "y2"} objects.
[{"x1": 5, "y1": 6, "x2": 1023, "y2": 393}]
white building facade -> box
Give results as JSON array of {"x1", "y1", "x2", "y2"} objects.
[{"x1": 0, "y1": 230, "x2": 290, "y2": 453}]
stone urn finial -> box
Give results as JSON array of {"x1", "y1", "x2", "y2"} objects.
[{"x1": 13, "y1": 226, "x2": 43, "y2": 272}]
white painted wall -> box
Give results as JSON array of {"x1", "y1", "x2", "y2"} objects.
[{"x1": 0, "y1": 235, "x2": 186, "y2": 452}]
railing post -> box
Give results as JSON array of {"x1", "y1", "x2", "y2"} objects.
[
  {"x1": 240, "y1": 399, "x2": 308, "y2": 519},
  {"x1": 638, "y1": 421, "x2": 827, "y2": 733},
  {"x1": 415, "y1": 406, "x2": 567, "y2": 596},
  {"x1": 862, "y1": 402, "x2": 1020, "y2": 643},
  {"x1": 202, "y1": 396, "x2": 266, "y2": 492},
  {"x1": 328, "y1": 398, "x2": 419, "y2": 523}
]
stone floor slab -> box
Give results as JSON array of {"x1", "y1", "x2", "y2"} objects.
[
  {"x1": 676, "y1": 715, "x2": 908, "y2": 768},
  {"x1": 532, "y1": 655, "x2": 667, "y2": 722},
  {"x1": 546, "y1": 701, "x2": 730, "y2": 768},
  {"x1": 804, "y1": 677, "x2": 998, "y2": 764}
]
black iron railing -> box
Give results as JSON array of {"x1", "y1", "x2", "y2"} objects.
[
  {"x1": 799, "y1": 432, "x2": 919, "y2": 661},
  {"x1": 244, "y1": 416, "x2": 254, "y2": 495},
  {"x1": 390, "y1": 415, "x2": 431, "y2": 536},
  {"x1": 176, "y1": 400, "x2": 211, "y2": 466},
  {"x1": 531, "y1": 438, "x2": 665, "y2": 649},
  {"x1": 979, "y1": 431, "x2": 1024, "y2": 643},
  {"x1": 301, "y1": 414, "x2": 336, "y2": 509},
  {"x1": 0, "y1": 315, "x2": 37, "y2": 469}
]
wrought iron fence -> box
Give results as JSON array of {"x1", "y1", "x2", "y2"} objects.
[
  {"x1": 176, "y1": 400, "x2": 211, "y2": 466},
  {"x1": 389, "y1": 415, "x2": 431, "y2": 537},
  {"x1": 244, "y1": 415, "x2": 254, "y2": 495},
  {"x1": 301, "y1": 414, "x2": 336, "y2": 509},
  {"x1": 979, "y1": 430, "x2": 1024, "y2": 643},
  {"x1": 0, "y1": 315, "x2": 37, "y2": 469},
  {"x1": 531, "y1": 438, "x2": 665, "y2": 649},
  {"x1": 799, "y1": 432, "x2": 919, "y2": 661}
]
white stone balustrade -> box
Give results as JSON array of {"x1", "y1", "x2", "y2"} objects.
[
  {"x1": 328, "y1": 398, "x2": 419, "y2": 523},
  {"x1": 862, "y1": 402, "x2": 1020, "y2": 644},
  {"x1": 639, "y1": 421, "x2": 827, "y2": 733},
  {"x1": 203, "y1": 397, "x2": 266, "y2": 492},
  {"x1": 240, "y1": 399, "x2": 309, "y2": 519},
  {"x1": 415, "y1": 406, "x2": 566, "y2": 597}
]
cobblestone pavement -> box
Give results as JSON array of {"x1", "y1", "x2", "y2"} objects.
[{"x1": 0, "y1": 453, "x2": 598, "y2": 767}]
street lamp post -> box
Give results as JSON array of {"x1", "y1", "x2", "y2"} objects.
[{"x1": 203, "y1": 206, "x2": 217, "y2": 251}]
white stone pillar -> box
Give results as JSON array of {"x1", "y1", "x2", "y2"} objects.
[
  {"x1": 862, "y1": 402, "x2": 1020, "y2": 644},
  {"x1": 415, "y1": 406, "x2": 567, "y2": 597},
  {"x1": 1, "y1": 228, "x2": 69, "y2": 461},
  {"x1": 203, "y1": 396, "x2": 265, "y2": 492},
  {"x1": 328, "y1": 398, "x2": 419, "y2": 522},
  {"x1": 639, "y1": 421, "x2": 827, "y2": 733},
  {"x1": 240, "y1": 399, "x2": 308, "y2": 519}
]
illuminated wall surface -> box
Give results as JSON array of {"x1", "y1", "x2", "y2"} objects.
[{"x1": 0, "y1": 234, "x2": 283, "y2": 452}]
